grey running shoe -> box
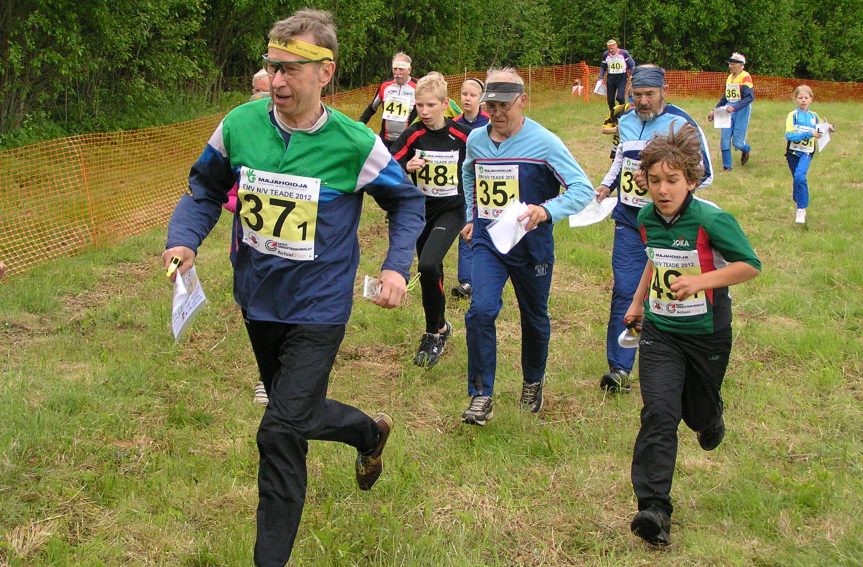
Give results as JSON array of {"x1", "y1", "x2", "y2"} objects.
[
  {"x1": 600, "y1": 368, "x2": 631, "y2": 394},
  {"x1": 253, "y1": 381, "x2": 269, "y2": 405},
  {"x1": 356, "y1": 413, "x2": 393, "y2": 491},
  {"x1": 519, "y1": 377, "x2": 546, "y2": 413},
  {"x1": 451, "y1": 282, "x2": 472, "y2": 299},
  {"x1": 631, "y1": 507, "x2": 671, "y2": 547},
  {"x1": 461, "y1": 396, "x2": 494, "y2": 426}
]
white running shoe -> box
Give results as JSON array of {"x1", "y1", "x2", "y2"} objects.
[{"x1": 795, "y1": 208, "x2": 806, "y2": 224}]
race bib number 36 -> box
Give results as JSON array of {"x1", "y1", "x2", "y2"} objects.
[
  {"x1": 647, "y1": 247, "x2": 707, "y2": 317},
  {"x1": 476, "y1": 163, "x2": 519, "y2": 219},
  {"x1": 415, "y1": 150, "x2": 459, "y2": 197},
  {"x1": 619, "y1": 157, "x2": 651, "y2": 208},
  {"x1": 238, "y1": 167, "x2": 320, "y2": 261},
  {"x1": 381, "y1": 94, "x2": 412, "y2": 122},
  {"x1": 725, "y1": 83, "x2": 741, "y2": 102}
]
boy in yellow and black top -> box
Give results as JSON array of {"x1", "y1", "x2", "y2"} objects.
[
  {"x1": 623, "y1": 125, "x2": 761, "y2": 547},
  {"x1": 601, "y1": 101, "x2": 632, "y2": 159},
  {"x1": 391, "y1": 73, "x2": 471, "y2": 368}
]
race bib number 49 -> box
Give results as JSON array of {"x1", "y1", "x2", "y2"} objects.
[
  {"x1": 238, "y1": 167, "x2": 320, "y2": 261},
  {"x1": 381, "y1": 94, "x2": 412, "y2": 122},
  {"x1": 647, "y1": 247, "x2": 707, "y2": 317},
  {"x1": 476, "y1": 163, "x2": 519, "y2": 219},
  {"x1": 619, "y1": 157, "x2": 651, "y2": 208},
  {"x1": 415, "y1": 150, "x2": 459, "y2": 197}
]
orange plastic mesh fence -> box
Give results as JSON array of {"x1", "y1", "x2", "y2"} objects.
[{"x1": 0, "y1": 63, "x2": 858, "y2": 278}]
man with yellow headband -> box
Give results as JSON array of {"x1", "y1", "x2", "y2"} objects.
[
  {"x1": 359, "y1": 52, "x2": 418, "y2": 148},
  {"x1": 162, "y1": 9, "x2": 425, "y2": 565}
]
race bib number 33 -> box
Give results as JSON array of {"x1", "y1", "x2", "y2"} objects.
[
  {"x1": 647, "y1": 247, "x2": 707, "y2": 317},
  {"x1": 620, "y1": 157, "x2": 651, "y2": 208},
  {"x1": 476, "y1": 163, "x2": 519, "y2": 219},
  {"x1": 238, "y1": 167, "x2": 320, "y2": 261}
]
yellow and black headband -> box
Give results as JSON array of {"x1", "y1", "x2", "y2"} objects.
[{"x1": 268, "y1": 38, "x2": 334, "y2": 61}]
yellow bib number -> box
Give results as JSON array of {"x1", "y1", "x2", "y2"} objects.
[
  {"x1": 382, "y1": 94, "x2": 412, "y2": 122},
  {"x1": 619, "y1": 157, "x2": 651, "y2": 208},
  {"x1": 647, "y1": 248, "x2": 707, "y2": 317},
  {"x1": 725, "y1": 83, "x2": 741, "y2": 102},
  {"x1": 415, "y1": 150, "x2": 459, "y2": 197},
  {"x1": 238, "y1": 167, "x2": 319, "y2": 261},
  {"x1": 476, "y1": 163, "x2": 519, "y2": 219},
  {"x1": 608, "y1": 58, "x2": 626, "y2": 74}
]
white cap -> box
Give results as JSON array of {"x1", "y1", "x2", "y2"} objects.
[{"x1": 728, "y1": 52, "x2": 746, "y2": 65}]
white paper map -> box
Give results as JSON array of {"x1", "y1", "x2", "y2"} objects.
[
  {"x1": 569, "y1": 198, "x2": 616, "y2": 227},
  {"x1": 172, "y1": 266, "x2": 207, "y2": 341},
  {"x1": 713, "y1": 107, "x2": 731, "y2": 129},
  {"x1": 816, "y1": 123, "x2": 831, "y2": 152},
  {"x1": 487, "y1": 201, "x2": 530, "y2": 255}
]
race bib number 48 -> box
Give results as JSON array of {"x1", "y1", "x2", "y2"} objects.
[
  {"x1": 415, "y1": 150, "x2": 459, "y2": 197},
  {"x1": 476, "y1": 163, "x2": 519, "y2": 219},
  {"x1": 381, "y1": 94, "x2": 412, "y2": 122},
  {"x1": 238, "y1": 167, "x2": 320, "y2": 261},
  {"x1": 619, "y1": 157, "x2": 651, "y2": 208},
  {"x1": 647, "y1": 247, "x2": 707, "y2": 317}
]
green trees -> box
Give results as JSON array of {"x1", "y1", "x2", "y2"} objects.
[{"x1": 1, "y1": 0, "x2": 860, "y2": 140}]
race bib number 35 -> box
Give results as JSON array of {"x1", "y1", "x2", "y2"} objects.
[
  {"x1": 476, "y1": 163, "x2": 519, "y2": 219},
  {"x1": 619, "y1": 157, "x2": 651, "y2": 208},
  {"x1": 647, "y1": 247, "x2": 707, "y2": 317},
  {"x1": 381, "y1": 94, "x2": 412, "y2": 122},
  {"x1": 238, "y1": 167, "x2": 320, "y2": 261},
  {"x1": 415, "y1": 150, "x2": 459, "y2": 197}
]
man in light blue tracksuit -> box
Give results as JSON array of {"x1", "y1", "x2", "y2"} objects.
[
  {"x1": 459, "y1": 67, "x2": 595, "y2": 426},
  {"x1": 595, "y1": 65, "x2": 713, "y2": 394}
]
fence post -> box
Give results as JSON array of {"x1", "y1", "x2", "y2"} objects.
[{"x1": 581, "y1": 61, "x2": 590, "y2": 103}]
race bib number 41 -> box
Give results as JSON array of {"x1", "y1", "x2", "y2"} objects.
[
  {"x1": 476, "y1": 163, "x2": 519, "y2": 219},
  {"x1": 415, "y1": 150, "x2": 459, "y2": 197},
  {"x1": 238, "y1": 167, "x2": 320, "y2": 261},
  {"x1": 381, "y1": 94, "x2": 412, "y2": 122},
  {"x1": 619, "y1": 157, "x2": 651, "y2": 208},
  {"x1": 647, "y1": 247, "x2": 707, "y2": 317}
]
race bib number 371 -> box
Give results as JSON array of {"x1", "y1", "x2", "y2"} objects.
[
  {"x1": 238, "y1": 167, "x2": 320, "y2": 261},
  {"x1": 476, "y1": 163, "x2": 519, "y2": 219}
]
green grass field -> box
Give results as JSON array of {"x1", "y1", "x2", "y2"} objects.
[{"x1": 1, "y1": 95, "x2": 861, "y2": 566}]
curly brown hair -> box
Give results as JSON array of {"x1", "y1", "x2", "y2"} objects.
[{"x1": 639, "y1": 124, "x2": 704, "y2": 184}]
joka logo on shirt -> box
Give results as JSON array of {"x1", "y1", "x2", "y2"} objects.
[
  {"x1": 247, "y1": 169, "x2": 257, "y2": 183},
  {"x1": 672, "y1": 237, "x2": 690, "y2": 248}
]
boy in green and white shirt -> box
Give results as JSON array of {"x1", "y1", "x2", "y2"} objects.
[{"x1": 623, "y1": 125, "x2": 761, "y2": 547}]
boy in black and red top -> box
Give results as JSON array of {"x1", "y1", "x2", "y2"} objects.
[
  {"x1": 623, "y1": 125, "x2": 761, "y2": 547},
  {"x1": 390, "y1": 73, "x2": 471, "y2": 368},
  {"x1": 359, "y1": 52, "x2": 418, "y2": 148}
]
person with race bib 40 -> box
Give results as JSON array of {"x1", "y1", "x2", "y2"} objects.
[{"x1": 599, "y1": 39, "x2": 635, "y2": 112}]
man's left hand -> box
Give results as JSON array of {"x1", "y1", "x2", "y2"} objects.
[
  {"x1": 518, "y1": 205, "x2": 549, "y2": 231},
  {"x1": 374, "y1": 269, "x2": 407, "y2": 308}
]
